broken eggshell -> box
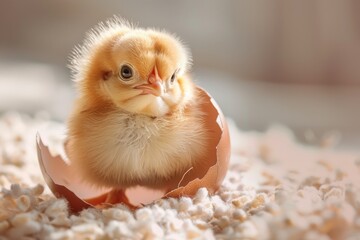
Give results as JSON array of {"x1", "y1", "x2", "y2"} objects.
[{"x1": 36, "y1": 87, "x2": 231, "y2": 212}]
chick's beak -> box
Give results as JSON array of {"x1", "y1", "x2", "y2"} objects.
[{"x1": 135, "y1": 66, "x2": 163, "y2": 97}]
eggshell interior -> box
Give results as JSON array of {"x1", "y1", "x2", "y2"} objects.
[{"x1": 36, "y1": 87, "x2": 231, "y2": 212}]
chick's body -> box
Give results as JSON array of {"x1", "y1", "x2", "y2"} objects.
[{"x1": 67, "y1": 19, "x2": 208, "y2": 190}]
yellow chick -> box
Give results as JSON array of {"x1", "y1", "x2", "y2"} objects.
[{"x1": 66, "y1": 17, "x2": 208, "y2": 193}]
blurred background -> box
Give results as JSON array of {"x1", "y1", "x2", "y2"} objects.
[{"x1": 0, "y1": 0, "x2": 359, "y2": 149}]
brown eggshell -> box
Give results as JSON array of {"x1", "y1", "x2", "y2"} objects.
[{"x1": 36, "y1": 87, "x2": 231, "y2": 212}]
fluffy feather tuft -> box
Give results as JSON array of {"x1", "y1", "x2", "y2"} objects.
[{"x1": 68, "y1": 17, "x2": 132, "y2": 83}]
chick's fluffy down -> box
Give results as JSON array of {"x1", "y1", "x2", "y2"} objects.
[{"x1": 67, "y1": 17, "x2": 209, "y2": 190}]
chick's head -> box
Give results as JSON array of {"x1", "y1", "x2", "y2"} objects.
[{"x1": 71, "y1": 19, "x2": 193, "y2": 117}]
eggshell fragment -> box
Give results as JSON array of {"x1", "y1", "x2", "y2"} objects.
[{"x1": 36, "y1": 87, "x2": 230, "y2": 212}]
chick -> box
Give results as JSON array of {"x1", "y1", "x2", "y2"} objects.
[{"x1": 66, "y1": 18, "x2": 208, "y2": 192}]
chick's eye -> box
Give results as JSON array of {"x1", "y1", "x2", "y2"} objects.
[
  {"x1": 119, "y1": 65, "x2": 133, "y2": 80},
  {"x1": 170, "y1": 71, "x2": 177, "y2": 83}
]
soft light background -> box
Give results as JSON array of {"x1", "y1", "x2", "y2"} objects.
[{"x1": 0, "y1": 0, "x2": 359, "y2": 149}]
